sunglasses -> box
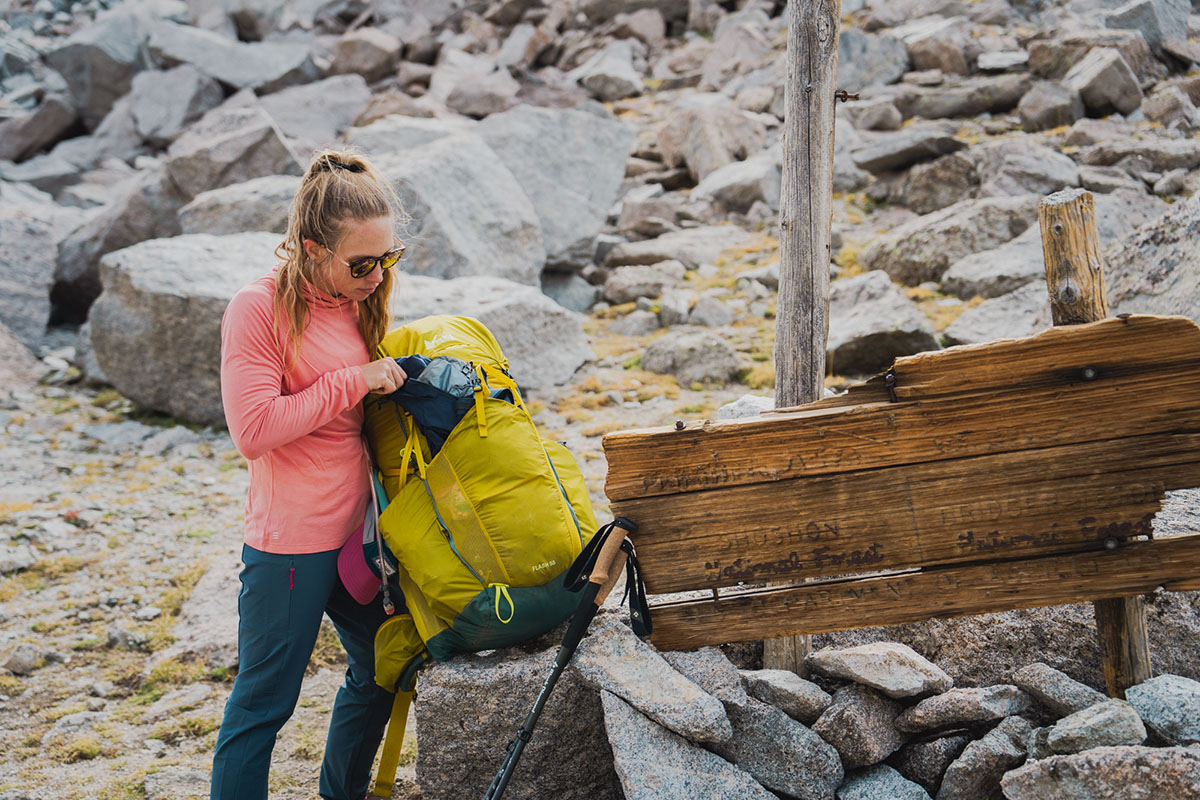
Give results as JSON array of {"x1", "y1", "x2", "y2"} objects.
[{"x1": 331, "y1": 238, "x2": 406, "y2": 279}]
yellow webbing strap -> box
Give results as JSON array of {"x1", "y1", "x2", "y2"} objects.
[
  {"x1": 372, "y1": 687, "x2": 415, "y2": 798},
  {"x1": 489, "y1": 583, "x2": 514, "y2": 624},
  {"x1": 477, "y1": 363, "x2": 525, "y2": 411},
  {"x1": 473, "y1": 383, "x2": 488, "y2": 438}
]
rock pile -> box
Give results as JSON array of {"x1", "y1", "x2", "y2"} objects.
[
  {"x1": 415, "y1": 616, "x2": 1200, "y2": 800},
  {"x1": 6, "y1": 0, "x2": 1200, "y2": 423}
]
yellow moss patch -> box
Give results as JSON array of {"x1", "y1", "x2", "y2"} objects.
[
  {"x1": 307, "y1": 620, "x2": 346, "y2": 675},
  {"x1": 835, "y1": 241, "x2": 865, "y2": 278},
  {"x1": 46, "y1": 735, "x2": 103, "y2": 763},
  {"x1": 0, "y1": 674, "x2": 25, "y2": 696},
  {"x1": 740, "y1": 362, "x2": 777, "y2": 390},
  {"x1": 580, "y1": 422, "x2": 630, "y2": 438},
  {"x1": 149, "y1": 714, "x2": 220, "y2": 745}
]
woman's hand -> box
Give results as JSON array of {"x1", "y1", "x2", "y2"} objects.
[{"x1": 359, "y1": 358, "x2": 407, "y2": 394}]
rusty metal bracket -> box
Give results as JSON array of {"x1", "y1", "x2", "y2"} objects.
[{"x1": 834, "y1": 89, "x2": 860, "y2": 103}]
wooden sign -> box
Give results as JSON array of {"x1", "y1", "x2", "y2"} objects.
[{"x1": 602, "y1": 315, "x2": 1200, "y2": 652}]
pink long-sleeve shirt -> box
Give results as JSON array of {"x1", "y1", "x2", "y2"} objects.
[{"x1": 220, "y1": 271, "x2": 372, "y2": 554}]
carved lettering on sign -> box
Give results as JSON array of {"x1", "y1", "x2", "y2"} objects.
[{"x1": 704, "y1": 541, "x2": 883, "y2": 584}]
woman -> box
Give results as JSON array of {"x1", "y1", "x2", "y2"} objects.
[{"x1": 211, "y1": 148, "x2": 409, "y2": 800}]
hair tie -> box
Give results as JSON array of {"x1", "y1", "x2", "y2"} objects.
[{"x1": 330, "y1": 160, "x2": 364, "y2": 174}]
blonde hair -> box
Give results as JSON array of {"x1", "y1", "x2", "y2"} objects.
[{"x1": 273, "y1": 148, "x2": 408, "y2": 368}]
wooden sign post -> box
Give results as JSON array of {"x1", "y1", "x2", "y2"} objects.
[
  {"x1": 768, "y1": 0, "x2": 841, "y2": 674},
  {"x1": 1039, "y1": 187, "x2": 1152, "y2": 698}
]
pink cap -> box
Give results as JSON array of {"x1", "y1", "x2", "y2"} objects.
[{"x1": 337, "y1": 526, "x2": 380, "y2": 605}]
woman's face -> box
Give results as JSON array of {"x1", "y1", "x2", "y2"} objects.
[{"x1": 308, "y1": 215, "x2": 394, "y2": 302}]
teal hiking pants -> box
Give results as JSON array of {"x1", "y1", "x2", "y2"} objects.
[{"x1": 210, "y1": 543, "x2": 393, "y2": 800}]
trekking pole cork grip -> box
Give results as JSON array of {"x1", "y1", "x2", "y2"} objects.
[{"x1": 590, "y1": 529, "x2": 630, "y2": 607}]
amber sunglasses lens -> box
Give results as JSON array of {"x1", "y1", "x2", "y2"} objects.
[{"x1": 348, "y1": 244, "x2": 404, "y2": 279}]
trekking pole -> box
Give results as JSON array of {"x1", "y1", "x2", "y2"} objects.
[{"x1": 482, "y1": 520, "x2": 635, "y2": 800}]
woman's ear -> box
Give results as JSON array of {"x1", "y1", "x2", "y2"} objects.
[{"x1": 301, "y1": 238, "x2": 323, "y2": 262}]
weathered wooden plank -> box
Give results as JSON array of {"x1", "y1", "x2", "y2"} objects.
[
  {"x1": 646, "y1": 534, "x2": 1200, "y2": 651},
  {"x1": 604, "y1": 316, "x2": 1200, "y2": 502},
  {"x1": 613, "y1": 432, "x2": 1200, "y2": 593}
]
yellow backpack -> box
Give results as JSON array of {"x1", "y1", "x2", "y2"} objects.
[{"x1": 362, "y1": 315, "x2": 600, "y2": 797}]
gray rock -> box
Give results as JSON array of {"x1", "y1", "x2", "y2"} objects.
[
  {"x1": 1104, "y1": 193, "x2": 1200, "y2": 322},
  {"x1": 601, "y1": 691, "x2": 774, "y2": 800},
  {"x1": 1018, "y1": 81, "x2": 1085, "y2": 133},
  {"x1": 656, "y1": 105, "x2": 767, "y2": 182},
  {"x1": 895, "y1": 74, "x2": 1034, "y2": 120},
  {"x1": 572, "y1": 614, "x2": 730, "y2": 743},
  {"x1": 1028, "y1": 29, "x2": 1166, "y2": 88},
  {"x1": 89, "y1": 232, "x2": 278, "y2": 424},
  {"x1": 0, "y1": 319, "x2": 46, "y2": 388},
  {"x1": 571, "y1": 40, "x2": 643, "y2": 102},
  {"x1": 850, "y1": 125, "x2": 967, "y2": 174},
  {"x1": 838, "y1": 764, "x2": 932, "y2": 800},
  {"x1": 2, "y1": 642, "x2": 41, "y2": 675},
  {"x1": 0, "y1": 188, "x2": 83, "y2": 350},
  {"x1": 828, "y1": 270, "x2": 939, "y2": 375},
  {"x1": 376, "y1": 134, "x2": 545, "y2": 286},
  {"x1": 605, "y1": 225, "x2": 757, "y2": 270},
  {"x1": 416, "y1": 640, "x2": 621, "y2": 800},
  {"x1": 711, "y1": 697, "x2": 844, "y2": 800},
  {"x1": 542, "y1": 272, "x2": 601, "y2": 313},
  {"x1": 177, "y1": 174, "x2": 300, "y2": 236},
  {"x1": 687, "y1": 296, "x2": 736, "y2": 327},
  {"x1": 942, "y1": 281, "x2": 1049, "y2": 346},
  {"x1": 1047, "y1": 699, "x2": 1147, "y2": 753},
  {"x1": 389, "y1": 273, "x2": 591, "y2": 389},
  {"x1": 164, "y1": 102, "x2": 303, "y2": 201},
  {"x1": 1125, "y1": 674, "x2": 1200, "y2": 744},
  {"x1": 838, "y1": 30, "x2": 910, "y2": 92},
  {"x1": 1000, "y1": 745, "x2": 1200, "y2": 799},
  {"x1": 1011, "y1": 662, "x2": 1108, "y2": 719},
  {"x1": 690, "y1": 152, "x2": 780, "y2": 213},
  {"x1": 940, "y1": 229, "x2": 1046, "y2": 301},
  {"x1": 661, "y1": 648, "x2": 749, "y2": 709},
  {"x1": 54, "y1": 165, "x2": 187, "y2": 318},
  {"x1": 0, "y1": 93, "x2": 76, "y2": 162},
  {"x1": 0, "y1": 544, "x2": 39, "y2": 575},
  {"x1": 899, "y1": 686, "x2": 1032, "y2": 734},
  {"x1": 807, "y1": 642, "x2": 953, "y2": 700},
  {"x1": 1080, "y1": 136, "x2": 1200, "y2": 174},
  {"x1": 892, "y1": 733, "x2": 971, "y2": 797},
  {"x1": 329, "y1": 27, "x2": 403, "y2": 84},
  {"x1": 716, "y1": 394, "x2": 774, "y2": 420},
  {"x1": 344, "y1": 115, "x2": 474, "y2": 158},
  {"x1": 641, "y1": 326, "x2": 740, "y2": 385},
  {"x1": 609, "y1": 309, "x2": 662, "y2": 336},
  {"x1": 898, "y1": 152, "x2": 978, "y2": 215},
  {"x1": 893, "y1": 16, "x2": 970, "y2": 75},
  {"x1": 1154, "y1": 168, "x2": 1188, "y2": 195},
  {"x1": 1027, "y1": 726, "x2": 1055, "y2": 760},
  {"x1": 841, "y1": 98, "x2": 904, "y2": 131},
  {"x1": 604, "y1": 262, "x2": 683, "y2": 304},
  {"x1": 45, "y1": 1, "x2": 184, "y2": 129},
  {"x1": 936, "y1": 716, "x2": 1030, "y2": 800},
  {"x1": 1063, "y1": 47, "x2": 1143, "y2": 117},
  {"x1": 478, "y1": 106, "x2": 634, "y2": 271},
  {"x1": 812, "y1": 684, "x2": 906, "y2": 768},
  {"x1": 257, "y1": 75, "x2": 372, "y2": 154},
  {"x1": 973, "y1": 140, "x2": 1080, "y2": 198},
  {"x1": 147, "y1": 20, "x2": 317, "y2": 94},
  {"x1": 741, "y1": 668, "x2": 832, "y2": 724},
  {"x1": 699, "y1": 13, "x2": 772, "y2": 92},
  {"x1": 446, "y1": 69, "x2": 520, "y2": 118},
  {"x1": 1105, "y1": 0, "x2": 1189, "y2": 54},
  {"x1": 80, "y1": 420, "x2": 157, "y2": 450},
  {"x1": 129, "y1": 65, "x2": 224, "y2": 146},
  {"x1": 977, "y1": 51, "x2": 1029, "y2": 71},
  {"x1": 1144, "y1": 84, "x2": 1200, "y2": 129},
  {"x1": 860, "y1": 195, "x2": 1039, "y2": 285}
]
